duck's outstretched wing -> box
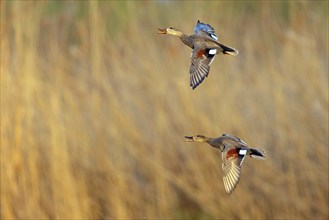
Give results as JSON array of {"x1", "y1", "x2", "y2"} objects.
[
  {"x1": 189, "y1": 46, "x2": 217, "y2": 89},
  {"x1": 221, "y1": 147, "x2": 247, "y2": 194},
  {"x1": 194, "y1": 20, "x2": 218, "y2": 40}
]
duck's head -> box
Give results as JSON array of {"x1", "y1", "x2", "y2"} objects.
[
  {"x1": 158, "y1": 27, "x2": 183, "y2": 36},
  {"x1": 185, "y1": 135, "x2": 209, "y2": 142}
]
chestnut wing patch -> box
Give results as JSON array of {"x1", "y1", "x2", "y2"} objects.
[
  {"x1": 196, "y1": 49, "x2": 205, "y2": 58},
  {"x1": 196, "y1": 49, "x2": 216, "y2": 59},
  {"x1": 226, "y1": 148, "x2": 239, "y2": 160}
]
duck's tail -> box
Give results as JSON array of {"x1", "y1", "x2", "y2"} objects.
[
  {"x1": 249, "y1": 148, "x2": 266, "y2": 160},
  {"x1": 218, "y1": 43, "x2": 239, "y2": 56}
]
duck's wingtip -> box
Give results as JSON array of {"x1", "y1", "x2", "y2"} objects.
[{"x1": 190, "y1": 83, "x2": 198, "y2": 90}]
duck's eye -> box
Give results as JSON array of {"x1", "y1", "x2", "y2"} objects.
[{"x1": 169, "y1": 27, "x2": 173, "y2": 29}]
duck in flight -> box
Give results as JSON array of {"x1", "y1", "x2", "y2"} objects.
[
  {"x1": 158, "y1": 20, "x2": 238, "y2": 89},
  {"x1": 185, "y1": 133, "x2": 266, "y2": 194}
]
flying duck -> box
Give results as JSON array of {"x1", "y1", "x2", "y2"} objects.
[
  {"x1": 158, "y1": 20, "x2": 238, "y2": 89},
  {"x1": 185, "y1": 133, "x2": 266, "y2": 194}
]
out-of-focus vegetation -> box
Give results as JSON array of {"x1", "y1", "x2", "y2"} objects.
[{"x1": 1, "y1": 1, "x2": 328, "y2": 219}]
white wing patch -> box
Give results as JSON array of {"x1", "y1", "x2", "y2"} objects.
[
  {"x1": 239, "y1": 149, "x2": 247, "y2": 155},
  {"x1": 209, "y1": 49, "x2": 217, "y2": 55}
]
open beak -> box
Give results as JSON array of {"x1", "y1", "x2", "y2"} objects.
[
  {"x1": 184, "y1": 136, "x2": 194, "y2": 142},
  {"x1": 158, "y1": 28, "x2": 167, "y2": 34}
]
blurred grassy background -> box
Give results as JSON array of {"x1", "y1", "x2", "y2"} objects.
[{"x1": 1, "y1": 1, "x2": 328, "y2": 219}]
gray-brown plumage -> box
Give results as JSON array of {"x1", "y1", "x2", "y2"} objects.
[
  {"x1": 185, "y1": 133, "x2": 266, "y2": 194},
  {"x1": 158, "y1": 20, "x2": 238, "y2": 89}
]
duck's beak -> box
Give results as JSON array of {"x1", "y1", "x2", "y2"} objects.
[
  {"x1": 158, "y1": 28, "x2": 167, "y2": 34},
  {"x1": 184, "y1": 136, "x2": 194, "y2": 142}
]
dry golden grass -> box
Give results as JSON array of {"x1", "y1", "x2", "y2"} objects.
[{"x1": 1, "y1": 1, "x2": 328, "y2": 219}]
